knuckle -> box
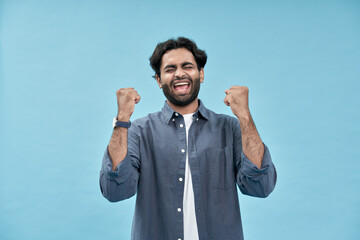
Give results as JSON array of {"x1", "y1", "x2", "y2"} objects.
[{"x1": 117, "y1": 88, "x2": 127, "y2": 94}]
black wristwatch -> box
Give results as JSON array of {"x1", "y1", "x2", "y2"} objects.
[{"x1": 113, "y1": 117, "x2": 131, "y2": 129}]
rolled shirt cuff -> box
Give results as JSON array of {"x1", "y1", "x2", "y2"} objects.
[
  {"x1": 101, "y1": 147, "x2": 132, "y2": 184},
  {"x1": 241, "y1": 143, "x2": 272, "y2": 176}
]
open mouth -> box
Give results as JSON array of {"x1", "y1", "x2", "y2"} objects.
[{"x1": 173, "y1": 81, "x2": 190, "y2": 94}]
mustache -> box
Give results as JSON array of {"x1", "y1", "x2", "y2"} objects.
[{"x1": 170, "y1": 76, "x2": 193, "y2": 86}]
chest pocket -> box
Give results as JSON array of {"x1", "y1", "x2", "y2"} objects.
[{"x1": 205, "y1": 145, "x2": 233, "y2": 189}]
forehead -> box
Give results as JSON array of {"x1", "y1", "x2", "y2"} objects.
[{"x1": 161, "y1": 48, "x2": 196, "y2": 67}]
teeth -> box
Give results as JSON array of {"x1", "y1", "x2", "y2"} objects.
[{"x1": 174, "y1": 82, "x2": 189, "y2": 86}]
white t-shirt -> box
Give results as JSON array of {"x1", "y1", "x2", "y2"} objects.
[{"x1": 183, "y1": 113, "x2": 199, "y2": 240}]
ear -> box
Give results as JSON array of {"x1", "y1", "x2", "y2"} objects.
[
  {"x1": 155, "y1": 74, "x2": 162, "y2": 89},
  {"x1": 200, "y1": 68, "x2": 204, "y2": 83}
]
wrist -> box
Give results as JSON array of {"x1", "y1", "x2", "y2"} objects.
[
  {"x1": 113, "y1": 117, "x2": 131, "y2": 129},
  {"x1": 117, "y1": 113, "x2": 131, "y2": 122},
  {"x1": 234, "y1": 108, "x2": 251, "y2": 120}
]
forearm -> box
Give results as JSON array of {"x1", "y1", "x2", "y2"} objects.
[
  {"x1": 108, "y1": 127, "x2": 128, "y2": 171},
  {"x1": 238, "y1": 110, "x2": 264, "y2": 169},
  {"x1": 108, "y1": 87, "x2": 140, "y2": 170}
]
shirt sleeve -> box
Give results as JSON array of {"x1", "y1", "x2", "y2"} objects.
[
  {"x1": 232, "y1": 118, "x2": 277, "y2": 198},
  {"x1": 99, "y1": 126, "x2": 141, "y2": 202}
]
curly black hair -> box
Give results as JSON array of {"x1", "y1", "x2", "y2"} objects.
[{"x1": 149, "y1": 37, "x2": 207, "y2": 78}]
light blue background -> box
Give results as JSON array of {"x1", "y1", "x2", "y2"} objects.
[{"x1": 1, "y1": 0, "x2": 359, "y2": 239}]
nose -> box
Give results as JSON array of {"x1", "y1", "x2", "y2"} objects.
[{"x1": 174, "y1": 68, "x2": 186, "y2": 79}]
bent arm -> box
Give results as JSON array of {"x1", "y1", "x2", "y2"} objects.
[
  {"x1": 232, "y1": 118, "x2": 277, "y2": 198},
  {"x1": 100, "y1": 127, "x2": 140, "y2": 202}
]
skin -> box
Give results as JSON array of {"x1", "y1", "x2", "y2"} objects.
[
  {"x1": 224, "y1": 86, "x2": 264, "y2": 168},
  {"x1": 155, "y1": 48, "x2": 204, "y2": 115},
  {"x1": 108, "y1": 88, "x2": 140, "y2": 170},
  {"x1": 108, "y1": 47, "x2": 264, "y2": 170}
]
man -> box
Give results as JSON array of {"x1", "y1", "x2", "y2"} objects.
[{"x1": 100, "y1": 37, "x2": 277, "y2": 240}]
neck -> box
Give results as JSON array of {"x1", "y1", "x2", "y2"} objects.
[{"x1": 167, "y1": 98, "x2": 199, "y2": 115}]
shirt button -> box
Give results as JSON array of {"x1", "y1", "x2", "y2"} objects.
[
  {"x1": 196, "y1": 118, "x2": 199, "y2": 121},
  {"x1": 177, "y1": 208, "x2": 182, "y2": 212},
  {"x1": 178, "y1": 238, "x2": 182, "y2": 240},
  {"x1": 175, "y1": 113, "x2": 179, "y2": 116},
  {"x1": 180, "y1": 124, "x2": 184, "y2": 128},
  {"x1": 181, "y1": 149, "x2": 185, "y2": 153},
  {"x1": 179, "y1": 177, "x2": 183, "y2": 182},
  {"x1": 172, "y1": 118, "x2": 175, "y2": 122}
]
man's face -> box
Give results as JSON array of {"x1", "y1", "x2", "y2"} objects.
[{"x1": 156, "y1": 48, "x2": 204, "y2": 106}]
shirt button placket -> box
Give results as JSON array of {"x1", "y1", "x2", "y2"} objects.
[{"x1": 176, "y1": 113, "x2": 185, "y2": 240}]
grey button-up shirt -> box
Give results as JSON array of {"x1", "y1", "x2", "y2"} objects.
[{"x1": 100, "y1": 100, "x2": 277, "y2": 240}]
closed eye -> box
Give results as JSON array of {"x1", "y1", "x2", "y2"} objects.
[
  {"x1": 165, "y1": 68, "x2": 175, "y2": 72},
  {"x1": 182, "y1": 62, "x2": 194, "y2": 69},
  {"x1": 164, "y1": 64, "x2": 176, "y2": 73}
]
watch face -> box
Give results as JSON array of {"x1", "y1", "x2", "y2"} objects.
[{"x1": 113, "y1": 117, "x2": 117, "y2": 128}]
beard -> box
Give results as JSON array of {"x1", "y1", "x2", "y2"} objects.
[{"x1": 161, "y1": 75, "x2": 201, "y2": 107}]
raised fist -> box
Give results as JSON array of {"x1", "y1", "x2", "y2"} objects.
[
  {"x1": 116, "y1": 88, "x2": 141, "y2": 121},
  {"x1": 224, "y1": 86, "x2": 250, "y2": 118}
]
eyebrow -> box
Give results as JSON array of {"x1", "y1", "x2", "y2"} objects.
[
  {"x1": 163, "y1": 62, "x2": 194, "y2": 70},
  {"x1": 164, "y1": 64, "x2": 176, "y2": 70},
  {"x1": 182, "y1": 62, "x2": 194, "y2": 67}
]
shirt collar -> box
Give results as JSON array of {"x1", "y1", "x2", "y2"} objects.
[{"x1": 161, "y1": 99, "x2": 210, "y2": 124}]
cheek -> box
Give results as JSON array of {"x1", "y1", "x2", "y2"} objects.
[
  {"x1": 190, "y1": 70, "x2": 200, "y2": 77},
  {"x1": 162, "y1": 75, "x2": 174, "y2": 84}
]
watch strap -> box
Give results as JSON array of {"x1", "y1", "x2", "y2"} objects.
[{"x1": 113, "y1": 117, "x2": 131, "y2": 128}]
